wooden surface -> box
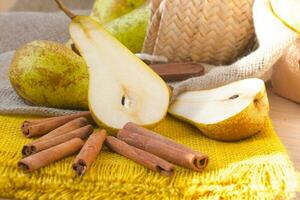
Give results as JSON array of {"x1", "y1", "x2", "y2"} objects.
[
  {"x1": 267, "y1": 86, "x2": 300, "y2": 199},
  {"x1": 0, "y1": 86, "x2": 299, "y2": 199},
  {"x1": 268, "y1": 86, "x2": 300, "y2": 171}
]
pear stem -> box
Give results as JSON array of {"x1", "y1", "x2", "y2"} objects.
[{"x1": 54, "y1": 0, "x2": 77, "y2": 19}]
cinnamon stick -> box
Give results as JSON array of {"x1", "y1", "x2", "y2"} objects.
[
  {"x1": 21, "y1": 111, "x2": 93, "y2": 137},
  {"x1": 22, "y1": 125, "x2": 93, "y2": 157},
  {"x1": 22, "y1": 117, "x2": 89, "y2": 156},
  {"x1": 36, "y1": 117, "x2": 89, "y2": 142},
  {"x1": 118, "y1": 122, "x2": 208, "y2": 171},
  {"x1": 73, "y1": 130, "x2": 106, "y2": 176},
  {"x1": 106, "y1": 136, "x2": 174, "y2": 176},
  {"x1": 150, "y1": 62, "x2": 205, "y2": 82},
  {"x1": 18, "y1": 138, "x2": 84, "y2": 172}
]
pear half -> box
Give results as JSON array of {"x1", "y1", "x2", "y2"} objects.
[
  {"x1": 169, "y1": 79, "x2": 269, "y2": 141},
  {"x1": 69, "y1": 16, "x2": 170, "y2": 131},
  {"x1": 270, "y1": 0, "x2": 300, "y2": 33}
]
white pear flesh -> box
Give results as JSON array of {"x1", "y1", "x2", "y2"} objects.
[
  {"x1": 169, "y1": 79, "x2": 269, "y2": 141},
  {"x1": 270, "y1": 0, "x2": 300, "y2": 33},
  {"x1": 69, "y1": 16, "x2": 169, "y2": 130}
]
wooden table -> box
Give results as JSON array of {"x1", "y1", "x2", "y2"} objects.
[
  {"x1": 1, "y1": 86, "x2": 299, "y2": 199},
  {"x1": 268, "y1": 87, "x2": 300, "y2": 171},
  {"x1": 268, "y1": 86, "x2": 300, "y2": 199}
]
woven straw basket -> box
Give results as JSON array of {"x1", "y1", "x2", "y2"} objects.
[
  {"x1": 143, "y1": 0, "x2": 255, "y2": 65},
  {"x1": 141, "y1": 0, "x2": 298, "y2": 98}
]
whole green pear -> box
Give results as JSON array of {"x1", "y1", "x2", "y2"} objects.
[
  {"x1": 9, "y1": 40, "x2": 89, "y2": 110},
  {"x1": 68, "y1": 1, "x2": 150, "y2": 53},
  {"x1": 104, "y1": 2, "x2": 151, "y2": 53},
  {"x1": 91, "y1": 0, "x2": 145, "y2": 24},
  {"x1": 67, "y1": 2, "x2": 150, "y2": 53}
]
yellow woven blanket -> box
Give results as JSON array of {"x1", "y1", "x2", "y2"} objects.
[{"x1": 0, "y1": 114, "x2": 299, "y2": 199}]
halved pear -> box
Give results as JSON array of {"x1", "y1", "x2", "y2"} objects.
[
  {"x1": 69, "y1": 16, "x2": 170, "y2": 131},
  {"x1": 169, "y1": 79, "x2": 269, "y2": 141},
  {"x1": 270, "y1": 0, "x2": 300, "y2": 33}
]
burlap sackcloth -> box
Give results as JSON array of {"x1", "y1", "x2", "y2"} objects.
[
  {"x1": 0, "y1": 11, "x2": 88, "y2": 116},
  {"x1": 142, "y1": 0, "x2": 299, "y2": 99},
  {"x1": 0, "y1": 0, "x2": 298, "y2": 115}
]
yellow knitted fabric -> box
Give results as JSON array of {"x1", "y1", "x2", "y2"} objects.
[{"x1": 0, "y1": 114, "x2": 299, "y2": 199}]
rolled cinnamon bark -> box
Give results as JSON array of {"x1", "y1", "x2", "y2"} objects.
[
  {"x1": 36, "y1": 117, "x2": 89, "y2": 141},
  {"x1": 119, "y1": 123, "x2": 208, "y2": 171},
  {"x1": 106, "y1": 136, "x2": 174, "y2": 176},
  {"x1": 150, "y1": 62, "x2": 205, "y2": 82},
  {"x1": 73, "y1": 130, "x2": 107, "y2": 176},
  {"x1": 21, "y1": 111, "x2": 93, "y2": 137},
  {"x1": 22, "y1": 125, "x2": 93, "y2": 157},
  {"x1": 124, "y1": 122, "x2": 204, "y2": 155},
  {"x1": 18, "y1": 138, "x2": 84, "y2": 172},
  {"x1": 22, "y1": 117, "x2": 89, "y2": 157}
]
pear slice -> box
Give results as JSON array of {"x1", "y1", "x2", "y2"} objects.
[
  {"x1": 270, "y1": 0, "x2": 300, "y2": 33},
  {"x1": 69, "y1": 16, "x2": 170, "y2": 130},
  {"x1": 169, "y1": 79, "x2": 269, "y2": 141}
]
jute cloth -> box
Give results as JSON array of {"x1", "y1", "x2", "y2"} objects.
[
  {"x1": 143, "y1": 0, "x2": 298, "y2": 98},
  {"x1": 0, "y1": 0, "x2": 298, "y2": 115},
  {"x1": 0, "y1": 1, "x2": 89, "y2": 115},
  {"x1": 0, "y1": 11, "x2": 86, "y2": 116}
]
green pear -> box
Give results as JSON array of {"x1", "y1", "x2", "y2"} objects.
[
  {"x1": 271, "y1": 0, "x2": 300, "y2": 33},
  {"x1": 55, "y1": 0, "x2": 169, "y2": 131},
  {"x1": 9, "y1": 40, "x2": 89, "y2": 110},
  {"x1": 104, "y1": 2, "x2": 150, "y2": 53},
  {"x1": 91, "y1": 0, "x2": 145, "y2": 24},
  {"x1": 169, "y1": 79, "x2": 269, "y2": 142},
  {"x1": 67, "y1": 1, "x2": 150, "y2": 53}
]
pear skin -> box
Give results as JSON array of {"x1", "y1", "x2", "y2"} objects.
[
  {"x1": 67, "y1": 1, "x2": 150, "y2": 53},
  {"x1": 271, "y1": 0, "x2": 300, "y2": 33},
  {"x1": 69, "y1": 16, "x2": 169, "y2": 130},
  {"x1": 91, "y1": 0, "x2": 145, "y2": 24},
  {"x1": 104, "y1": 3, "x2": 150, "y2": 53},
  {"x1": 169, "y1": 79, "x2": 270, "y2": 142},
  {"x1": 9, "y1": 40, "x2": 89, "y2": 109},
  {"x1": 193, "y1": 92, "x2": 269, "y2": 141}
]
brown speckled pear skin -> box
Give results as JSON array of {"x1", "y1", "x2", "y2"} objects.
[
  {"x1": 91, "y1": 0, "x2": 145, "y2": 24},
  {"x1": 67, "y1": 2, "x2": 150, "y2": 53},
  {"x1": 169, "y1": 80, "x2": 270, "y2": 142},
  {"x1": 9, "y1": 40, "x2": 89, "y2": 109},
  {"x1": 197, "y1": 94, "x2": 269, "y2": 142},
  {"x1": 103, "y1": 2, "x2": 150, "y2": 53}
]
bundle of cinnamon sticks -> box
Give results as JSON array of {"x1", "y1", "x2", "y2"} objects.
[
  {"x1": 18, "y1": 112, "x2": 106, "y2": 176},
  {"x1": 18, "y1": 112, "x2": 209, "y2": 176}
]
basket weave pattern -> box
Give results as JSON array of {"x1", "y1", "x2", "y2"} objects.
[{"x1": 143, "y1": 0, "x2": 255, "y2": 65}]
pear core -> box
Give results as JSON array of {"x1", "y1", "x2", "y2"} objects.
[
  {"x1": 169, "y1": 78, "x2": 269, "y2": 141},
  {"x1": 70, "y1": 16, "x2": 169, "y2": 130},
  {"x1": 170, "y1": 79, "x2": 266, "y2": 124}
]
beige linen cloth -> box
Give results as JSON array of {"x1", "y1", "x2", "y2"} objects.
[
  {"x1": 0, "y1": 0, "x2": 298, "y2": 116},
  {"x1": 142, "y1": 0, "x2": 298, "y2": 98},
  {"x1": 0, "y1": 0, "x2": 91, "y2": 116}
]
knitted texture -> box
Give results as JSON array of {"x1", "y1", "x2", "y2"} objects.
[
  {"x1": 0, "y1": 114, "x2": 299, "y2": 199},
  {"x1": 142, "y1": 0, "x2": 299, "y2": 99}
]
